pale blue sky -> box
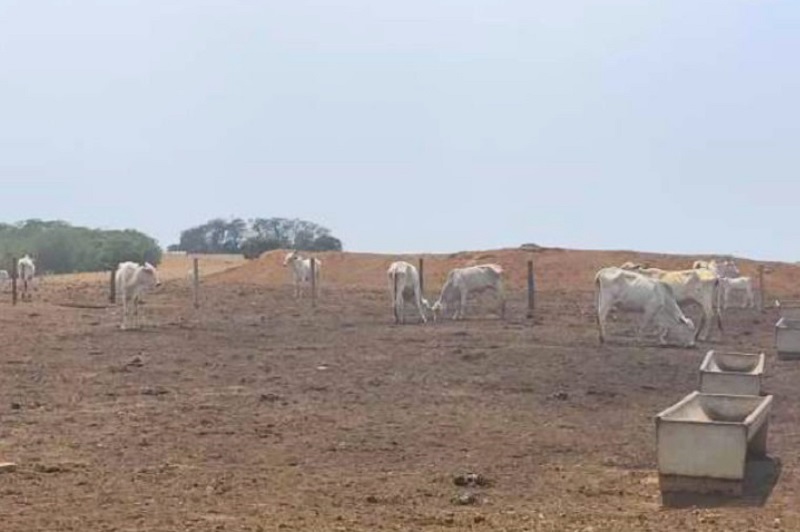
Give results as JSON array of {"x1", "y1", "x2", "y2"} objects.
[{"x1": 0, "y1": 1, "x2": 797, "y2": 260}]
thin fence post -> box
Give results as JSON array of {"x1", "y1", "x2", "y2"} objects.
[
  {"x1": 193, "y1": 258, "x2": 200, "y2": 309},
  {"x1": 418, "y1": 257, "x2": 425, "y2": 296},
  {"x1": 109, "y1": 268, "x2": 116, "y2": 303},
  {"x1": 11, "y1": 257, "x2": 17, "y2": 306},
  {"x1": 310, "y1": 258, "x2": 317, "y2": 308},
  {"x1": 526, "y1": 260, "x2": 535, "y2": 319},
  {"x1": 758, "y1": 264, "x2": 766, "y2": 312}
]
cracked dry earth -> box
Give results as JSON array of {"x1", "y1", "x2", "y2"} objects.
[{"x1": 0, "y1": 257, "x2": 799, "y2": 531}]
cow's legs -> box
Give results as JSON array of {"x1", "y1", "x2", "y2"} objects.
[
  {"x1": 637, "y1": 307, "x2": 657, "y2": 344},
  {"x1": 457, "y1": 290, "x2": 468, "y2": 320},
  {"x1": 701, "y1": 301, "x2": 715, "y2": 341},
  {"x1": 120, "y1": 291, "x2": 129, "y2": 330},
  {"x1": 596, "y1": 297, "x2": 611, "y2": 344},
  {"x1": 496, "y1": 282, "x2": 506, "y2": 320},
  {"x1": 397, "y1": 293, "x2": 406, "y2": 324},
  {"x1": 414, "y1": 289, "x2": 427, "y2": 324}
]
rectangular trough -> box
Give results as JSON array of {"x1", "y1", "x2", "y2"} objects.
[
  {"x1": 776, "y1": 300, "x2": 800, "y2": 320},
  {"x1": 656, "y1": 391, "x2": 772, "y2": 495},
  {"x1": 699, "y1": 350, "x2": 764, "y2": 396},
  {"x1": 775, "y1": 317, "x2": 800, "y2": 360}
]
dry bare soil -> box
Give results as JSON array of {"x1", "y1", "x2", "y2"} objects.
[{"x1": 2, "y1": 248, "x2": 800, "y2": 531}]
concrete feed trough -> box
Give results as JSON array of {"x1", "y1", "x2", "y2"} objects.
[
  {"x1": 777, "y1": 300, "x2": 800, "y2": 320},
  {"x1": 775, "y1": 317, "x2": 800, "y2": 360},
  {"x1": 656, "y1": 391, "x2": 773, "y2": 495},
  {"x1": 699, "y1": 351, "x2": 764, "y2": 396}
]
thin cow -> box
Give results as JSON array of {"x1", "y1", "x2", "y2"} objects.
[
  {"x1": 719, "y1": 276, "x2": 756, "y2": 311},
  {"x1": 622, "y1": 263, "x2": 720, "y2": 341},
  {"x1": 431, "y1": 264, "x2": 505, "y2": 321},
  {"x1": 387, "y1": 261, "x2": 429, "y2": 324},
  {"x1": 115, "y1": 261, "x2": 161, "y2": 330},
  {"x1": 17, "y1": 255, "x2": 35, "y2": 301},
  {"x1": 595, "y1": 267, "x2": 696, "y2": 347},
  {"x1": 283, "y1": 251, "x2": 321, "y2": 299}
]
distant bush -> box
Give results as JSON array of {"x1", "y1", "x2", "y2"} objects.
[
  {"x1": 171, "y1": 217, "x2": 343, "y2": 259},
  {"x1": 0, "y1": 220, "x2": 162, "y2": 274}
]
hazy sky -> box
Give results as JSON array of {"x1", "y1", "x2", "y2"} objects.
[{"x1": 1, "y1": 1, "x2": 797, "y2": 260}]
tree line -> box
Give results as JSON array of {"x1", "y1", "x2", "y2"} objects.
[
  {"x1": 0, "y1": 220, "x2": 162, "y2": 274},
  {"x1": 168, "y1": 217, "x2": 343, "y2": 259}
]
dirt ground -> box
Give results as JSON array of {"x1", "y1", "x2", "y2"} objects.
[{"x1": 1, "y1": 249, "x2": 799, "y2": 531}]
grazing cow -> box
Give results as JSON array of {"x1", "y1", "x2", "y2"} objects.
[
  {"x1": 387, "y1": 261, "x2": 429, "y2": 324},
  {"x1": 621, "y1": 263, "x2": 720, "y2": 341},
  {"x1": 17, "y1": 255, "x2": 35, "y2": 301},
  {"x1": 595, "y1": 267, "x2": 696, "y2": 347},
  {"x1": 115, "y1": 261, "x2": 161, "y2": 330},
  {"x1": 431, "y1": 264, "x2": 505, "y2": 321},
  {"x1": 719, "y1": 276, "x2": 756, "y2": 310},
  {"x1": 283, "y1": 251, "x2": 321, "y2": 299}
]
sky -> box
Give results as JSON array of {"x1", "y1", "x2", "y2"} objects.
[{"x1": 0, "y1": 1, "x2": 798, "y2": 260}]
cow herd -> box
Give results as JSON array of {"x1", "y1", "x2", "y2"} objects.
[
  {"x1": 3, "y1": 255, "x2": 163, "y2": 331},
  {"x1": 5, "y1": 250, "x2": 758, "y2": 343},
  {"x1": 282, "y1": 251, "x2": 755, "y2": 346},
  {"x1": 597, "y1": 259, "x2": 757, "y2": 347}
]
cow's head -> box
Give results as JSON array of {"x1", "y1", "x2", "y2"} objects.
[
  {"x1": 142, "y1": 262, "x2": 161, "y2": 288},
  {"x1": 659, "y1": 313, "x2": 696, "y2": 347},
  {"x1": 283, "y1": 251, "x2": 299, "y2": 266},
  {"x1": 429, "y1": 299, "x2": 443, "y2": 322},
  {"x1": 723, "y1": 260, "x2": 740, "y2": 278}
]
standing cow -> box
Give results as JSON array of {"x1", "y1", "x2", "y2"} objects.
[
  {"x1": 387, "y1": 261, "x2": 429, "y2": 324},
  {"x1": 115, "y1": 261, "x2": 161, "y2": 330},
  {"x1": 431, "y1": 264, "x2": 505, "y2": 321},
  {"x1": 719, "y1": 276, "x2": 756, "y2": 310},
  {"x1": 18, "y1": 255, "x2": 36, "y2": 301},
  {"x1": 283, "y1": 251, "x2": 321, "y2": 299},
  {"x1": 596, "y1": 267, "x2": 696, "y2": 347},
  {"x1": 622, "y1": 263, "x2": 720, "y2": 341}
]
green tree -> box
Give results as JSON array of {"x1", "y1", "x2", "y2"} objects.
[{"x1": 174, "y1": 217, "x2": 343, "y2": 256}]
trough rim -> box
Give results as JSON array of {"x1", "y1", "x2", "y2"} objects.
[
  {"x1": 655, "y1": 391, "x2": 773, "y2": 427},
  {"x1": 699, "y1": 350, "x2": 765, "y2": 375}
]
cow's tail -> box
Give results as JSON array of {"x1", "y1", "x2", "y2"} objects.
[
  {"x1": 714, "y1": 277, "x2": 724, "y2": 333},
  {"x1": 594, "y1": 274, "x2": 604, "y2": 344},
  {"x1": 392, "y1": 270, "x2": 399, "y2": 323}
]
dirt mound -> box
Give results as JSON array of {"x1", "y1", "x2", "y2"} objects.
[{"x1": 208, "y1": 248, "x2": 800, "y2": 298}]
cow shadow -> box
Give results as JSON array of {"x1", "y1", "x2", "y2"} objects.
[{"x1": 660, "y1": 455, "x2": 782, "y2": 509}]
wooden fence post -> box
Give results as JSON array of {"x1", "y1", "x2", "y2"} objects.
[
  {"x1": 758, "y1": 264, "x2": 766, "y2": 311},
  {"x1": 11, "y1": 257, "x2": 17, "y2": 306},
  {"x1": 527, "y1": 260, "x2": 535, "y2": 319},
  {"x1": 418, "y1": 257, "x2": 425, "y2": 296},
  {"x1": 192, "y1": 258, "x2": 200, "y2": 309},
  {"x1": 310, "y1": 258, "x2": 317, "y2": 308},
  {"x1": 109, "y1": 268, "x2": 116, "y2": 303}
]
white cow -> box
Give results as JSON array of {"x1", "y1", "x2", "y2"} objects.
[
  {"x1": 431, "y1": 264, "x2": 505, "y2": 321},
  {"x1": 283, "y1": 251, "x2": 321, "y2": 299},
  {"x1": 387, "y1": 261, "x2": 429, "y2": 324},
  {"x1": 0, "y1": 269, "x2": 8, "y2": 286},
  {"x1": 596, "y1": 267, "x2": 696, "y2": 347},
  {"x1": 115, "y1": 261, "x2": 161, "y2": 330},
  {"x1": 719, "y1": 276, "x2": 756, "y2": 310},
  {"x1": 693, "y1": 259, "x2": 740, "y2": 278},
  {"x1": 621, "y1": 263, "x2": 720, "y2": 341},
  {"x1": 18, "y1": 255, "x2": 35, "y2": 301}
]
